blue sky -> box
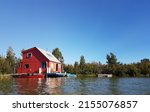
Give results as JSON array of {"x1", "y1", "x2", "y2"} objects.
[{"x1": 0, "y1": 0, "x2": 150, "y2": 64}]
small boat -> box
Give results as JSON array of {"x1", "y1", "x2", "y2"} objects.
[
  {"x1": 46, "y1": 73, "x2": 67, "y2": 78},
  {"x1": 12, "y1": 73, "x2": 44, "y2": 78}
]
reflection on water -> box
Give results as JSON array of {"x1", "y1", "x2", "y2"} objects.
[
  {"x1": 0, "y1": 76, "x2": 150, "y2": 95},
  {"x1": 14, "y1": 78, "x2": 65, "y2": 95},
  {"x1": 39, "y1": 78, "x2": 65, "y2": 95},
  {"x1": 15, "y1": 78, "x2": 41, "y2": 95},
  {"x1": 108, "y1": 78, "x2": 121, "y2": 95}
]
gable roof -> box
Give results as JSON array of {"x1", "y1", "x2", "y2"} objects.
[{"x1": 36, "y1": 47, "x2": 61, "y2": 63}]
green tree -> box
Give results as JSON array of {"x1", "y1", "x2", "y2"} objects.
[
  {"x1": 0, "y1": 55, "x2": 5, "y2": 74},
  {"x1": 52, "y1": 48, "x2": 64, "y2": 72},
  {"x1": 106, "y1": 53, "x2": 118, "y2": 75},
  {"x1": 6, "y1": 47, "x2": 15, "y2": 63},
  {"x1": 114, "y1": 63, "x2": 127, "y2": 77},
  {"x1": 0, "y1": 55, "x2": 11, "y2": 74},
  {"x1": 52, "y1": 48, "x2": 64, "y2": 63},
  {"x1": 74, "y1": 61, "x2": 79, "y2": 74},
  {"x1": 106, "y1": 53, "x2": 118, "y2": 66},
  {"x1": 89, "y1": 62, "x2": 100, "y2": 74},
  {"x1": 126, "y1": 64, "x2": 139, "y2": 77},
  {"x1": 6, "y1": 47, "x2": 16, "y2": 74},
  {"x1": 64, "y1": 64, "x2": 74, "y2": 73},
  {"x1": 79, "y1": 56, "x2": 86, "y2": 74},
  {"x1": 139, "y1": 58, "x2": 150, "y2": 76},
  {"x1": 80, "y1": 56, "x2": 85, "y2": 66}
]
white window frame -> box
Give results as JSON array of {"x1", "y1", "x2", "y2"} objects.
[{"x1": 27, "y1": 52, "x2": 32, "y2": 58}]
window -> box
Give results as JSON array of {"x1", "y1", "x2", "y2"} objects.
[
  {"x1": 27, "y1": 53, "x2": 32, "y2": 58},
  {"x1": 41, "y1": 62, "x2": 47, "y2": 68},
  {"x1": 56, "y1": 64, "x2": 58, "y2": 71},
  {"x1": 25, "y1": 64, "x2": 29, "y2": 69}
]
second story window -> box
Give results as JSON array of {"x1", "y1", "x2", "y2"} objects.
[{"x1": 27, "y1": 53, "x2": 32, "y2": 58}]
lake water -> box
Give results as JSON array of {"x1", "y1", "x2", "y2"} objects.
[{"x1": 0, "y1": 76, "x2": 150, "y2": 95}]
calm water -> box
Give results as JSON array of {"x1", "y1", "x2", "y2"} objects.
[{"x1": 0, "y1": 75, "x2": 150, "y2": 95}]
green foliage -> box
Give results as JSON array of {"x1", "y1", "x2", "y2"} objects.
[
  {"x1": 80, "y1": 56, "x2": 85, "y2": 66},
  {"x1": 106, "y1": 53, "x2": 119, "y2": 74},
  {"x1": 64, "y1": 64, "x2": 74, "y2": 73},
  {"x1": 52, "y1": 48, "x2": 64, "y2": 72},
  {"x1": 0, "y1": 47, "x2": 150, "y2": 77},
  {"x1": 64, "y1": 53, "x2": 150, "y2": 77},
  {"x1": 85, "y1": 62, "x2": 101, "y2": 74},
  {"x1": 126, "y1": 64, "x2": 140, "y2": 77},
  {"x1": 64, "y1": 56, "x2": 102, "y2": 75},
  {"x1": 52, "y1": 48, "x2": 64, "y2": 63},
  {"x1": 6, "y1": 47, "x2": 16, "y2": 73},
  {"x1": 74, "y1": 61, "x2": 79, "y2": 74},
  {"x1": 106, "y1": 53, "x2": 118, "y2": 66},
  {"x1": 0, "y1": 56, "x2": 6, "y2": 74},
  {"x1": 137, "y1": 59, "x2": 150, "y2": 76},
  {"x1": 6, "y1": 47, "x2": 15, "y2": 62},
  {"x1": 0, "y1": 54, "x2": 12, "y2": 74},
  {"x1": 114, "y1": 64, "x2": 127, "y2": 77},
  {"x1": 0, "y1": 47, "x2": 18, "y2": 74},
  {"x1": 79, "y1": 56, "x2": 86, "y2": 74}
]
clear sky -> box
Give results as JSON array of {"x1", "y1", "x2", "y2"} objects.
[{"x1": 0, "y1": 0, "x2": 150, "y2": 64}]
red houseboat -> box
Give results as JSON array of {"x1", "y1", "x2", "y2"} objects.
[{"x1": 15, "y1": 47, "x2": 62, "y2": 78}]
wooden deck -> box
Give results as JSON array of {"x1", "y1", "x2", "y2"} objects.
[{"x1": 97, "y1": 74, "x2": 112, "y2": 78}]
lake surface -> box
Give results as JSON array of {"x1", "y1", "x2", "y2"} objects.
[{"x1": 0, "y1": 76, "x2": 150, "y2": 95}]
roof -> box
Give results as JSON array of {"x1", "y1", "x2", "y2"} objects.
[{"x1": 36, "y1": 47, "x2": 61, "y2": 63}]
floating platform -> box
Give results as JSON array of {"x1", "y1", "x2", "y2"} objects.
[
  {"x1": 12, "y1": 73, "x2": 44, "y2": 78},
  {"x1": 97, "y1": 74, "x2": 112, "y2": 78},
  {"x1": 12, "y1": 73, "x2": 77, "y2": 78},
  {"x1": 46, "y1": 73, "x2": 67, "y2": 78}
]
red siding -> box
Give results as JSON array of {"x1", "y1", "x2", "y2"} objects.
[{"x1": 17, "y1": 47, "x2": 62, "y2": 74}]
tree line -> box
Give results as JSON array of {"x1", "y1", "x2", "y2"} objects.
[
  {"x1": 0, "y1": 47, "x2": 150, "y2": 77},
  {"x1": 0, "y1": 47, "x2": 20, "y2": 74},
  {"x1": 63, "y1": 53, "x2": 150, "y2": 77}
]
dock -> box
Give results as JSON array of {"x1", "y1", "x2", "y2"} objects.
[{"x1": 97, "y1": 74, "x2": 112, "y2": 78}]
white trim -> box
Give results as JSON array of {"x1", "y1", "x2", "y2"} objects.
[
  {"x1": 47, "y1": 67, "x2": 51, "y2": 73},
  {"x1": 27, "y1": 52, "x2": 32, "y2": 58},
  {"x1": 39, "y1": 68, "x2": 41, "y2": 73}
]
